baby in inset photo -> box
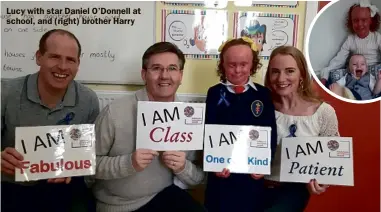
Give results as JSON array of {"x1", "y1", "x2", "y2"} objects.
[{"x1": 329, "y1": 54, "x2": 381, "y2": 100}]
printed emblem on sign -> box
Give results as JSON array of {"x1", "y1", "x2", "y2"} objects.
[
  {"x1": 70, "y1": 128, "x2": 92, "y2": 149},
  {"x1": 184, "y1": 106, "x2": 195, "y2": 117},
  {"x1": 70, "y1": 128, "x2": 82, "y2": 141},
  {"x1": 251, "y1": 100, "x2": 264, "y2": 117},
  {"x1": 249, "y1": 130, "x2": 259, "y2": 140},
  {"x1": 184, "y1": 106, "x2": 204, "y2": 125},
  {"x1": 327, "y1": 140, "x2": 339, "y2": 151}
]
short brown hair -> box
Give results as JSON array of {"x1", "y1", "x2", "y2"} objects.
[
  {"x1": 217, "y1": 38, "x2": 262, "y2": 82},
  {"x1": 39, "y1": 29, "x2": 81, "y2": 58},
  {"x1": 346, "y1": 4, "x2": 380, "y2": 33},
  {"x1": 264, "y1": 46, "x2": 321, "y2": 103},
  {"x1": 142, "y1": 42, "x2": 185, "y2": 70}
]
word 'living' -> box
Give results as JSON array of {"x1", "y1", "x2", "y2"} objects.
[
  {"x1": 141, "y1": 107, "x2": 193, "y2": 143},
  {"x1": 286, "y1": 140, "x2": 344, "y2": 177}
]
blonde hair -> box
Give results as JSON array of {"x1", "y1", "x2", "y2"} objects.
[{"x1": 264, "y1": 46, "x2": 321, "y2": 103}]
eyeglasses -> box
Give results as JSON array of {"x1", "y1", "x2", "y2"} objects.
[{"x1": 146, "y1": 65, "x2": 180, "y2": 73}]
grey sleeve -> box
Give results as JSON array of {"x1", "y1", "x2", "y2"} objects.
[
  {"x1": 88, "y1": 93, "x2": 100, "y2": 124},
  {"x1": 94, "y1": 105, "x2": 136, "y2": 180},
  {"x1": 174, "y1": 150, "x2": 205, "y2": 186}
]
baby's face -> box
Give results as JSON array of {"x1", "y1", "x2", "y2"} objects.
[{"x1": 349, "y1": 55, "x2": 368, "y2": 79}]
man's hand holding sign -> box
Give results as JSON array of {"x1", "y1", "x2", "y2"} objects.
[
  {"x1": 162, "y1": 151, "x2": 187, "y2": 173},
  {"x1": 131, "y1": 149, "x2": 159, "y2": 172},
  {"x1": 1, "y1": 147, "x2": 24, "y2": 175},
  {"x1": 1, "y1": 147, "x2": 72, "y2": 184}
]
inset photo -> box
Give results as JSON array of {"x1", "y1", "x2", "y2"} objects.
[{"x1": 307, "y1": 0, "x2": 381, "y2": 103}]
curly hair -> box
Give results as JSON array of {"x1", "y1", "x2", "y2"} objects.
[
  {"x1": 217, "y1": 38, "x2": 262, "y2": 82},
  {"x1": 346, "y1": 4, "x2": 380, "y2": 33}
]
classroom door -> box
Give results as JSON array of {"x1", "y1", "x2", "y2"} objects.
[{"x1": 305, "y1": 2, "x2": 380, "y2": 212}]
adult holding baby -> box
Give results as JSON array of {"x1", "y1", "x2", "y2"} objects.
[
  {"x1": 320, "y1": 0, "x2": 381, "y2": 87},
  {"x1": 1, "y1": 29, "x2": 100, "y2": 211},
  {"x1": 92, "y1": 41, "x2": 206, "y2": 212},
  {"x1": 203, "y1": 37, "x2": 278, "y2": 212}
]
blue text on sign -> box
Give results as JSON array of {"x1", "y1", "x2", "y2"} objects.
[{"x1": 205, "y1": 155, "x2": 269, "y2": 166}]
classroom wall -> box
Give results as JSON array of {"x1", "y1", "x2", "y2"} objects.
[
  {"x1": 305, "y1": 2, "x2": 380, "y2": 212},
  {"x1": 85, "y1": 1, "x2": 308, "y2": 94},
  {"x1": 309, "y1": 0, "x2": 381, "y2": 76}
]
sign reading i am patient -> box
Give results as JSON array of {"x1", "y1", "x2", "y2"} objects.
[
  {"x1": 136, "y1": 101, "x2": 206, "y2": 151},
  {"x1": 277, "y1": 137, "x2": 354, "y2": 186},
  {"x1": 15, "y1": 124, "x2": 96, "y2": 182},
  {"x1": 203, "y1": 124, "x2": 272, "y2": 175}
]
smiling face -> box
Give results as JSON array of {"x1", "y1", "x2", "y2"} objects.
[
  {"x1": 268, "y1": 54, "x2": 302, "y2": 97},
  {"x1": 141, "y1": 52, "x2": 183, "y2": 102},
  {"x1": 351, "y1": 6, "x2": 372, "y2": 38},
  {"x1": 36, "y1": 32, "x2": 80, "y2": 90},
  {"x1": 349, "y1": 54, "x2": 368, "y2": 79},
  {"x1": 222, "y1": 44, "x2": 253, "y2": 85}
]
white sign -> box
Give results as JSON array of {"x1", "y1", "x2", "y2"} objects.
[
  {"x1": 277, "y1": 137, "x2": 354, "y2": 186},
  {"x1": 15, "y1": 124, "x2": 96, "y2": 182},
  {"x1": 203, "y1": 124, "x2": 272, "y2": 175},
  {"x1": 136, "y1": 101, "x2": 206, "y2": 151}
]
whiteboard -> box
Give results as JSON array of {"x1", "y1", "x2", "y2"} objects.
[{"x1": 1, "y1": 1, "x2": 156, "y2": 85}]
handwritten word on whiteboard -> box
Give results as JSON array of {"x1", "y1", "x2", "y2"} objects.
[{"x1": 1, "y1": 1, "x2": 155, "y2": 84}]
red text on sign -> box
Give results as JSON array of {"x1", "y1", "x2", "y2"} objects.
[
  {"x1": 19, "y1": 159, "x2": 91, "y2": 174},
  {"x1": 149, "y1": 126, "x2": 193, "y2": 142}
]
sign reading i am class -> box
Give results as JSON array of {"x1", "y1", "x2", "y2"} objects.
[
  {"x1": 276, "y1": 137, "x2": 354, "y2": 186},
  {"x1": 15, "y1": 124, "x2": 96, "y2": 182},
  {"x1": 136, "y1": 101, "x2": 206, "y2": 151},
  {"x1": 203, "y1": 124, "x2": 272, "y2": 175}
]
